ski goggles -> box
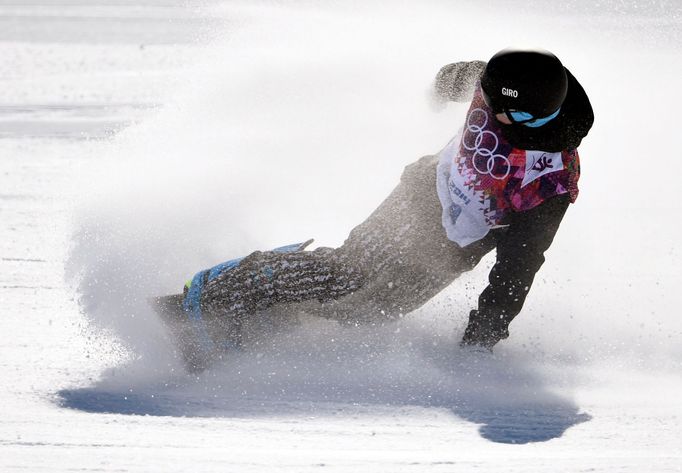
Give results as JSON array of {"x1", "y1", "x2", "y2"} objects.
[{"x1": 503, "y1": 107, "x2": 561, "y2": 128}]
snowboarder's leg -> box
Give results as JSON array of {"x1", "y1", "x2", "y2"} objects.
[
  {"x1": 308, "y1": 155, "x2": 498, "y2": 324},
  {"x1": 199, "y1": 246, "x2": 366, "y2": 343},
  {"x1": 188, "y1": 155, "x2": 496, "y2": 350},
  {"x1": 151, "y1": 241, "x2": 365, "y2": 371}
]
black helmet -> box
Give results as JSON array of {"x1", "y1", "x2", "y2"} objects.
[{"x1": 481, "y1": 48, "x2": 568, "y2": 118}]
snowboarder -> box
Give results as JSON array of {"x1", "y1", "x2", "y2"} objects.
[{"x1": 155, "y1": 48, "x2": 594, "y2": 371}]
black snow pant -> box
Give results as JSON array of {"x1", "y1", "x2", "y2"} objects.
[{"x1": 200, "y1": 155, "x2": 500, "y2": 339}]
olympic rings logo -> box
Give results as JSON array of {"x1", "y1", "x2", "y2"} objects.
[{"x1": 461, "y1": 108, "x2": 511, "y2": 180}]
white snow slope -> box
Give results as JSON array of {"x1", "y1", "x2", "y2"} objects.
[{"x1": 1, "y1": 1, "x2": 681, "y2": 471}]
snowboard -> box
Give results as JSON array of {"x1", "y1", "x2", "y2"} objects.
[{"x1": 150, "y1": 293, "x2": 220, "y2": 373}]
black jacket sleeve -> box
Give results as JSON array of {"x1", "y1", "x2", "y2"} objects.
[{"x1": 462, "y1": 194, "x2": 571, "y2": 347}]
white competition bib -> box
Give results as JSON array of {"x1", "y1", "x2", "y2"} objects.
[{"x1": 436, "y1": 130, "x2": 495, "y2": 247}]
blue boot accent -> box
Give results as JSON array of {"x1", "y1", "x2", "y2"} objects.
[{"x1": 182, "y1": 269, "x2": 217, "y2": 355}]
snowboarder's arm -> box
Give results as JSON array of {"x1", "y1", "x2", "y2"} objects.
[
  {"x1": 434, "y1": 60, "x2": 487, "y2": 102},
  {"x1": 465, "y1": 194, "x2": 571, "y2": 345}
]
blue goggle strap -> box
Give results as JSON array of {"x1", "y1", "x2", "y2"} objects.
[{"x1": 506, "y1": 107, "x2": 561, "y2": 128}]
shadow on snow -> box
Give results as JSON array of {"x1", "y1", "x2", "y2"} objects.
[{"x1": 58, "y1": 317, "x2": 591, "y2": 444}]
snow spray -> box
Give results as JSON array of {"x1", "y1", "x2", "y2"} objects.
[{"x1": 66, "y1": 0, "x2": 681, "y2": 404}]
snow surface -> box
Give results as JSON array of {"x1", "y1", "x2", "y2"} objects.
[{"x1": 1, "y1": 0, "x2": 681, "y2": 471}]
